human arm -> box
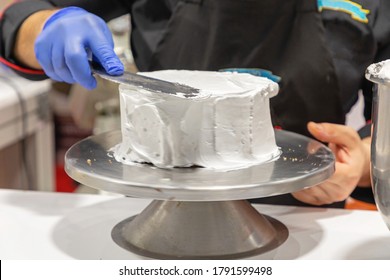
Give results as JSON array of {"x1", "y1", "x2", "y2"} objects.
[
  {"x1": 13, "y1": 7, "x2": 123, "y2": 89},
  {"x1": 0, "y1": 0, "x2": 132, "y2": 84},
  {"x1": 292, "y1": 122, "x2": 371, "y2": 206},
  {"x1": 13, "y1": 9, "x2": 58, "y2": 70}
]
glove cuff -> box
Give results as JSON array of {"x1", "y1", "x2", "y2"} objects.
[{"x1": 43, "y1": 6, "x2": 87, "y2": 30}]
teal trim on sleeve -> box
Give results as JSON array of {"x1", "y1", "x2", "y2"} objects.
[
  {"x1": 219, "y1": 68, "x2": 281, "y2": 83},
  {"x1": 317, "y1": 0, "x2": 369, "y2": 23}
]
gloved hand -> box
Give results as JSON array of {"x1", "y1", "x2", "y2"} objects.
[{"x1": 34, "y1": 7, "x2": 124, "y2": 90}]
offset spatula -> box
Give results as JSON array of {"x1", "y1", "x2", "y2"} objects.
[{"x1": 90, "y1": 62, "x2": 203, "y2": 99}]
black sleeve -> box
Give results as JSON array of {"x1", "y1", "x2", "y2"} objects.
[
  {"x1": 0, "y1": 1, "x2": 54, "y2": 80},
  {"x1": 0, "y1": 0, "x2": 132, "y2": 80},
  {"x1": 46, "y1": 0, "x2": 133, "y2": 21}
]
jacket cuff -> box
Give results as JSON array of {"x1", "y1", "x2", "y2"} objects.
[
  {"x1": 358, "y1": 121, "x2": 371, "y2": 139},
  {"x1": 1, "y1": 1, "x2": 54, "y2": 79}
]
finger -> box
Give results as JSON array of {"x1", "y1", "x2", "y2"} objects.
[
  {"x1": 35, "y1": 36, "x2": 62, "y2": 82},
  {"x1": 306, "y1": 139, "x2": 324, "y2": 155},
  {"x1": 307, "y1": 122, "x2": 360, "y2": 149},
  {"x1": 293, "y1": 182, "x2": 339, "y2": 205},
  {"x1": 292, "y1": 185, "x2": 332, "y2": 205},
  {"x1": 329, "y1": 142, "x2": 352, "y2": 164},
  {"x1": 292, "y1": 190, "x2": 323, "y2": 205},
  {"x1": 327, "y1": 161, "x2": 360, "y2": 191},
  {"x1": 52, "y1": 41, "x2": 74, "y2": 84},
  {"x1": 313, "y1": 162, "x2": 358, "y2": 203},
  {"x1": 65, "y1": 40, "x2": 97, "y2": 90}
]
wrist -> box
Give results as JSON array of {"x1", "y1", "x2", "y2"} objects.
[{"x1": 14, "y1": 9, "x2": 59, "y2": 69}]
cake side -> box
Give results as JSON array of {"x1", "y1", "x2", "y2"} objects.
[{"x1": 113, "y1": 70, "x2": 280, "y2": 170}]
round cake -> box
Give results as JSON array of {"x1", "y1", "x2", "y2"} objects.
[{"x1": 113, "y1": 70, "x2": 280, "y2": 170}]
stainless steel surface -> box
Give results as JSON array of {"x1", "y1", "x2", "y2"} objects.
[
  {"x1": 112, "y1": 200, "x2": 288, "y2": 259},
  {"x1": 65, "y1": 130, "x2": 334, "y2": 259},
  {"x1": 90, "y1": 62, "x2": 203, "y2": 99},
  {"x1": 366, "y1": 61, "x2": 390, "y2": 230},
  {"x1": 65, "y1": 130, "x2": 335, "y2": 201}
]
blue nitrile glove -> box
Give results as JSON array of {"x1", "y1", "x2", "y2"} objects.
[{"x1": 34, "y1": 7, "x2": 124, "y2": 90}]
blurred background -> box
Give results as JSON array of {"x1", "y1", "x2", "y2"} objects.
[
  {"x1": 0, "y1": 1, "x2": 135, "y2": 193},
  {"x1": 0, "y1": 1, "x2": 368, "y2": 209}
]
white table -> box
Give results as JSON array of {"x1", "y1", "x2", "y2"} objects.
[
  {"x1": 1, "y1": 189, "x2": 389, "y2": 260},
  {"x1": 0, "y1": 70, "x2": 54, "y2": 191}
]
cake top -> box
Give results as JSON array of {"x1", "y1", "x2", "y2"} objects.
[{"x1": 134, "y1": 70, "x2": 279, "y2": 98}]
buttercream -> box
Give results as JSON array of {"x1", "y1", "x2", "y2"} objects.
[{"x1": 113, "y1": 70, "x2": 280, "y2": 170}]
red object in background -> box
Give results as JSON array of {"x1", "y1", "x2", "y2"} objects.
[
  {"x1": 53, "y1": 113, "x2": 92, "y2": 193},
  {"x1": 55, "y1": 164, "x2": 77, "y2": 192}
]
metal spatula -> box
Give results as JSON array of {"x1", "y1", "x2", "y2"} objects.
[{"x1": 90, "y1": 62, "x2": 203, "y2": 99}]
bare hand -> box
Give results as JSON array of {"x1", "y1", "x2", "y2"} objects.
[{"x1": 292, "y1": 122, "x2": 371, "y2": 206}]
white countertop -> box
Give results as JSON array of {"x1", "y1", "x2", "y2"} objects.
[{"x1": 1, "y1": 189, "x2": 389, "y2": 260}]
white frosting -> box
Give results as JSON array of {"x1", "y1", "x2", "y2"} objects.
[
  {"x1": 113, "y1": 70, "x2": 280, "y2": 170},
  {"x1": 367, "y1": 59, "x2": 390, "y2": 80},
  {"x1": 381, "y1": 60, "x2": 390, "y2": 77}
]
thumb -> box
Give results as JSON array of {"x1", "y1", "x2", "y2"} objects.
[{"x1": 307, "y1": 122, "x2": 360, "y2": 149}]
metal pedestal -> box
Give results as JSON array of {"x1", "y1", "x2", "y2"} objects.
[
  {"x1": 65, "y1": 130, "x2": 334, "y2": 259},
  {"x1": 112, "y1": 200, "x2": 288, "y2": 259}
]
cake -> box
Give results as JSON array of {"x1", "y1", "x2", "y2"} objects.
[{"x1": 113, "y1": 70, "x2": 280, "y2": 170}]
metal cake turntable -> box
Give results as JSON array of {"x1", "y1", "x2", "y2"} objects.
[{"x1": 65, "y1": 130, "x2": 334, "y2": 259}]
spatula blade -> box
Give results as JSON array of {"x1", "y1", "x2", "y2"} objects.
[{"x1": 91, "y1": 62, "x2": 205, "y2": 99}]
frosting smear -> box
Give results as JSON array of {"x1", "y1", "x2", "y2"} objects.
[{"x1": 113, "y1": 70, "x2": 280, "y2": 170}]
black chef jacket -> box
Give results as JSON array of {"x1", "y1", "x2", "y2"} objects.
[{"x1": 1, "y1": 0, "x2": 390, "y2": 208}]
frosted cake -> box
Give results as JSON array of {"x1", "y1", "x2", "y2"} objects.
[{"x1": 113, "y1": 70, "x2": 280, "y2": 170}]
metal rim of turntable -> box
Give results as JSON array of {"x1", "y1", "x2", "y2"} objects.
[
  {"x1": 65, "y1": 130, "x2": 334, "y2": 259},
  {"x1": 65, "y1": 130, "x2": 334, "y2": 201}
]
